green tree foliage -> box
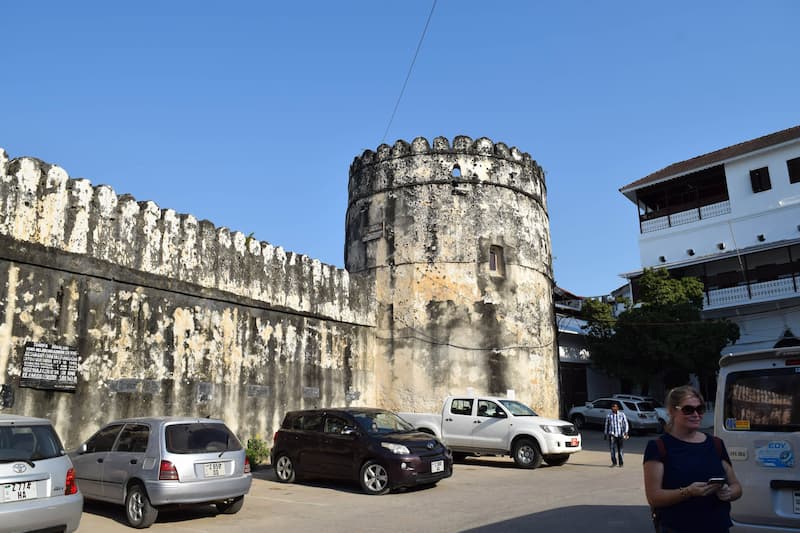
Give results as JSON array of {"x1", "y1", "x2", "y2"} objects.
[{"x1": 581, "y1": 268, "x2": 740, "y2": 393}]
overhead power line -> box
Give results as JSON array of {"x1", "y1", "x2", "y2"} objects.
[{"x1": 381, "y1": 0, "x2": 437, "y2": 144}]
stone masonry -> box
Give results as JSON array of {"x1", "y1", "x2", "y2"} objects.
[{"x1": 0, "y1": 137, "x2": 557, "y2": 447}]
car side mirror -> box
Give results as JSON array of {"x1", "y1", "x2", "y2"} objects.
[
  {"x1": 341, "y1": 426, "x2": 358, "y2": 436},
  {"x1": 494, "y1": 411, "x2": 507, "y2": 418},
  {"x1": 585, "y1": 402, "x2": 592, "y2": 408},
  {"x1": 78, "y1": 443, "x2": 88, "y2": 454}
]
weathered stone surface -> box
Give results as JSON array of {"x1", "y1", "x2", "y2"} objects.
[
  {"x1": 0, "y1": 136, "x2": 558, "y2": 449},
  {"x1": 345, "y1": 137, "x2": 557, "y2": 416}
]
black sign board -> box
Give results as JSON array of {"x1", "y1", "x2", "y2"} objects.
[{"x1": 20, "y1": 342, "x2": 79, "y2": 392}]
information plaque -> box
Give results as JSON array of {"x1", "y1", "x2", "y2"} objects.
[{"x1": 19, "y1": 342, "x2": 78, "y2": 392}]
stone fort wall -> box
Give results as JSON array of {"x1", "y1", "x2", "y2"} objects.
[
  {"x1": 0, "y1": 149, "x2": 376, "y2": 447},
  {"x1": 0, "y1": 135, "x2": 558, "y2": 448}
]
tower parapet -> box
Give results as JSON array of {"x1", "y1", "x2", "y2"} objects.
[{"x1": 349, "y1": 136, "x2": 546, "y2": 212}]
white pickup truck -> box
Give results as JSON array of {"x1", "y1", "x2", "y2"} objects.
[{"x1": 399, "y1": 396, "x2": 581, "y2": 468}]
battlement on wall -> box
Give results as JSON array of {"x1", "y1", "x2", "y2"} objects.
[
  {"x1": 0, "y1": 148, "x2": 374, "y2": 324},
  {"x1": 348, "y1": 136, "x2": 546, "y2": 205}
]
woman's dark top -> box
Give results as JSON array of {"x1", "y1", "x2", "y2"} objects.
[{"x1": 644, "y1": 432, "x2": 732, "y2": 533}]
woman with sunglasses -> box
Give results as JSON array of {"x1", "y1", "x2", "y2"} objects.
[{"x1": 643, "y1": 385, "x2": 742, "y2": 532}]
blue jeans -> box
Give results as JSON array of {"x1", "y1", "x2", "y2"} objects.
[{"x1": 609, "y1": 435, "x2": 624, "y2": 465}]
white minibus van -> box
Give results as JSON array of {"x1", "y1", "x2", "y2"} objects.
[{"x1": 716, "y1": 348, "x2": 800, "y2": 531}]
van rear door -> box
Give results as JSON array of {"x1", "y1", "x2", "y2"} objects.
[{"x1": 717, "y1": 352, "x2": 800, "y2": 530}]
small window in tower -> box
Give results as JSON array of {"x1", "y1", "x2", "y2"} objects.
[
  {"x1": 489, "y1": 246, "x2": 505, "y2": 277},
  {"x1": 451, "y1": 165, "x2": 461, "y2": 178},
  {"x1": 750, "y1": 167, "x2": 771, "y2": 193},
  {"x1": 787, "y1": 157, "x2": 800, "y2": 184}
]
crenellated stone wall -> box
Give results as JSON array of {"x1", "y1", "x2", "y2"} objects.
[
  {"x1": 0, "y1": 135, "x2": 559, "y2": 448},
  {"x1": 0, "y1": 149, "x2": 376, "y2": 447}
]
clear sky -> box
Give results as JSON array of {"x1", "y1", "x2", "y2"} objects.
[{"x1": 2, "y1": 1, "x2": 798, "y2": 297}]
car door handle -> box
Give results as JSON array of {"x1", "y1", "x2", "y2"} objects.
[
  {"x1": 97, "y1": 458, "x2": 104, "y2": 463},
  {"x1": 130, "y1": 459, "x2": 138, "y2": 465},
  {"x1": 445, "y1": 418, "x2": 453, "y2": 422},
  {"x1": 473, "y1": 420, "x2": 481, "y2": 424}
]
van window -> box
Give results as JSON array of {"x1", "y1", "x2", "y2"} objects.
[{"x1": 723, "y1": 367, "x2": 800, "y2": 432}]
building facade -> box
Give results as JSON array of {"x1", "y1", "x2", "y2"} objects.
[{"x1": 620, "y1": 125, "x2": 800, "y2": 354}]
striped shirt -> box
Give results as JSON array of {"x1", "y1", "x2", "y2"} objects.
[{"x1": 605, "y1": 411, "x2": 629, "y2": 437}]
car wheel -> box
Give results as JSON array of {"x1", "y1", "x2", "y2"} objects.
[
  {"x1": 274, "y1": 454, "x2": 296, "y2": 483},
  {"x1": 512, "y1": 438, "x2": 543, "y2": 469},
  {"x1": 125, "y1": 483, "x2": 158, "y2": 529},
  {"x1": 543, "y1": 454, "x2": 570, "y2": 467},
  {"x1": 360, "y1": 460, "x2": 390, "y2": 495},
  {"x1": 570, "y1": 414, "x2": 585, "y2": 429},
  {"x1": 216, "y1": 495, "x2": 244, "y2": 514}
]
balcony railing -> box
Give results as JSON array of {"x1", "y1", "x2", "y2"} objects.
[
  {"x1": 641, "y1": 200, "x2": 731, "y2": 234},
  {"x1": 704, "y1": 275, "x2": 800, "y2": 309}
]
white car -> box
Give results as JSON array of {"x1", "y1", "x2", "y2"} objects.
[
  {"x1": 0, "y1": 415, "x2": 83, "y2": 533},
  {"x1": 612, "y1": 393, "x2": 669, "y2": 429},
  {"x1": 568, "y1": 397, "x2": 661, "y2": 433}
]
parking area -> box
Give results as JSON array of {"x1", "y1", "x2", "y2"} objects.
[{"x1": 76, "y1": 428, "x2": 657, "y2": 532}]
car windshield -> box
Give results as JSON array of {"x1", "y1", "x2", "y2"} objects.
[
  {"x1": 499, "y1": 400, "x2": 537, "y2": 416},
  {"x1": 352, "y1": 411, "x2": 414, "y2": 435},
  {"x1": 165, "y1": 423, "x2": 242, "y2": 454},
  {"x1": 0, "y1": 424, "x2": 64, "y2": 462}
]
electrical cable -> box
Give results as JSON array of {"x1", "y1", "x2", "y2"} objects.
[{"x1": 380, "y1": 0, "x2": 437, "y2": 144}]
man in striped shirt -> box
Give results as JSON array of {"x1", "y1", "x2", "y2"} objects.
[{"x1": 604, "y1": 402, "x2": 629, "y2": 467}]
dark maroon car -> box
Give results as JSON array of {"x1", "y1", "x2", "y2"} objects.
[{"x1": 271, "y1": 408, "x2": 453, "y2": 495}]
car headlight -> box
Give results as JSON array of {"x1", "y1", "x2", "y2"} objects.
[
  {"x1": 540, "y1": 425, "x2": 559, "y2": 433},
  {"x1": 381, "y1": 442, "x2": 410, "y2": 455}
]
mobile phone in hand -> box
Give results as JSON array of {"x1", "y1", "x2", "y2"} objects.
[{"x1": 708, "y1": 477, "x2": 726, "y2": 485}]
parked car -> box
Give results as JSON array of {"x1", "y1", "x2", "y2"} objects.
[
  {"x1": 71, "y1": 416, "x2": 251, "y2": 528},
  {"x1": 612, "y1": 393, "x2": 669, "y2": 429},
  {"x1": 0, "y1": 414, "x2": 83, "y2": 533},
  {"x1": 271, "y1": 408, "x2": 453, "y2": 495},
  {"x1": 568, "y1": 397, "x2": 660, "y2": 433},
  {"x1": 400, "y1": 396, "x2": 581, "y2": 468}
]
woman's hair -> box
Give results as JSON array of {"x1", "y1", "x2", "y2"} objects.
[{"x1": 665, "y1": 385, "x2": 704, "y2": 431}]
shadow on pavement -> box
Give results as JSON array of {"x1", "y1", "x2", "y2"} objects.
[{"x1": 460, "y1": 504, "x2": 653, "y2": 532}]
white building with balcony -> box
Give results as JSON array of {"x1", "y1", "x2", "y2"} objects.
[{"x1": 620, "y1": 125, "x2": 800, "y2": 354}]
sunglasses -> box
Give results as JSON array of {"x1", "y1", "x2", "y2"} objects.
[{"x1": 677, "y1": 404, "x2": 705, "y2": 416}]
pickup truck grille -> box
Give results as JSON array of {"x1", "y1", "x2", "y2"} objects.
[{"x1": 558, "y1": 425, "x2": 579, "y2": 436}]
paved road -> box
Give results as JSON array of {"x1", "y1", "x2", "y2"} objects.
[{"x1": 76, "y1": 428, "x2": 658, "y2": 532}]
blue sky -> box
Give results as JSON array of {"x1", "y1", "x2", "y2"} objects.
[{"x1": 2, "y1": 1, "x2": 797, "y2": 297}]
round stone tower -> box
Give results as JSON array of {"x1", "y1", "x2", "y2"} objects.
[{"x1": 345, "y1": 136, "x2": 558, "y2": 416}]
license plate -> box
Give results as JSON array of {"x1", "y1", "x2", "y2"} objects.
[
  {"x1": 203, "y1": 462, "x2": 224, "y2": 478},
  {"x1": 431, "y1": 460, "x2": 444, "y2": 473},
  {"x1": 794, "y1": 490, "x2": 800, "y2": 514},
  {"x1": 3, "y1": 482, "x2": 37, "y2": 502}
]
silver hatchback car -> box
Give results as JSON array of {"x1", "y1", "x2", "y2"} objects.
[
  {"x1": 0, "y1": 414, "x2": 83, "y2": 533},
  {"x1": 71, "y1": 416, "x2": 251, "y2": 528}
]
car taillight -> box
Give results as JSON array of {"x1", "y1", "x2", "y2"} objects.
[
  {"x1": 65, "y1": 467, "x2": 78, "y2": 495},
  {"x1": 244, "y1": 457, "x2": 251, "y2": 474},
  {"x1": 159, "y1": 460, "x2": 179, "y2": 481}
]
